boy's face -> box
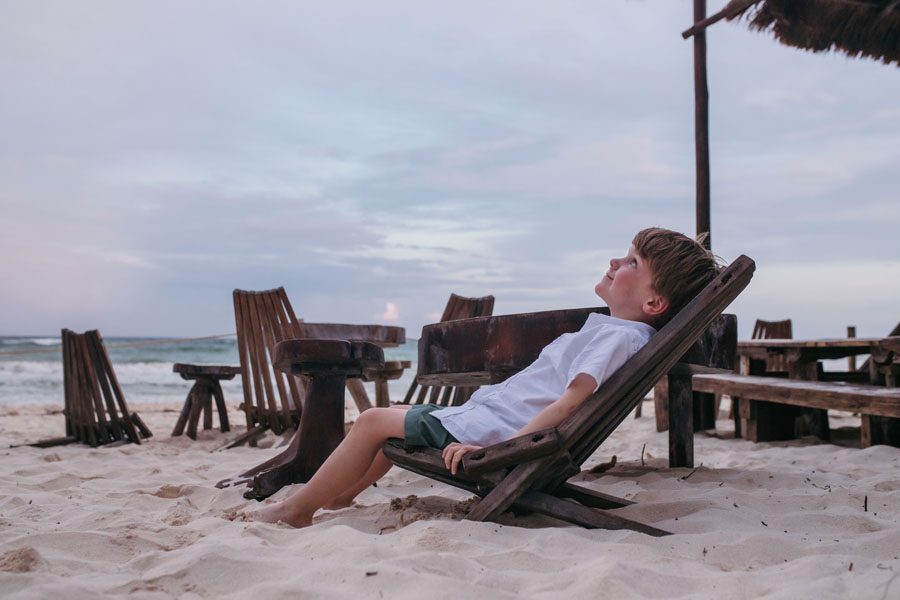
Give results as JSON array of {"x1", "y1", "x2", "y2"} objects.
[{"x1": 594, "y1": 245, "x2": 667, "y2": 324}]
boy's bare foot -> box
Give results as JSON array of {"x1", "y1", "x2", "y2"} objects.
[{"x1": 252, "y1": 502, "x2": 313, "y2": 528}]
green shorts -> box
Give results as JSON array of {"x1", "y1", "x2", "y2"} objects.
[{"x1": 403, "y1": 404, "x2": 459, "y2": 450}]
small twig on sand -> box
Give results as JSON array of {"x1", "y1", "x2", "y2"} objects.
[{"x1": 681, "y1": 464, "x2": 703, "y2": 480}]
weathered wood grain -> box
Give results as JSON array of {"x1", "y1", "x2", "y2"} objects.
[{"x1": 692, "y1": 374, "x2": 900, "y2": 418}]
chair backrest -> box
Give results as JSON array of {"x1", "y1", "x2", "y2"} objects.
[
  {"x1": 559, "y1": 255, "x2": 756, "y2": 468},
  {"x1": 403, "y1": 293, "x2": 495, "y2": 406},
  {"x1": 440, "y1": 293, "x2": 496, "y2": 322},
  {"x1": 61, "y1": 329, "x2": 145, "y2": 446},
  {"x1": 233, "y1": 287, "x2": 306, "y2": 434},
  {"x1": 752, "y1": 319, "x2": 793, "y2": 339}
]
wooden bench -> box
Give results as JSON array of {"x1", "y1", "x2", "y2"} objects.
[{"x1": 692, "y1": 373, "x2": 900, "y2": 448}]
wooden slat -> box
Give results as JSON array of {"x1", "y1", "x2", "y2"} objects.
[
  {"x1": 79, "y1": 334, "x2": 111, "y2": 444},
  {"x1": 252, "y1": 294, "x2": 284, "y2": 432},
  {"x1": 90, "y1": 330, "x2": 142, "y2": 444},
  {"x1": 693, "y1": 373, "x2": 900, "y2": 418},
  {"x1": 237, "y1": 291, "x2": 265, "y2": 428},
  {"x1": 270, "y1": 290, "x2": 305, "y2": 416},
  {"x1": 260, "y1": 291, "x2": 294, "y2": 428},
  {"x1": 245, "y1": 292, "x2": 281, "y2": 433},
  {"x1": 64, "y1": 331, "x2": 86, "y2": 444},
  {"x1": 61, "y1": 330, "x2": 77, "y2": 438},
  {"x1": 382, "y1": 439, "x2": 491, "y2": 488},
  {"x1": 61, "y1": 330, "x2": 73, "y2": 436},
  {"x1": 555, "y1": 482, "x2": 634, "y2": 509},
  {"x1": 465, "y1": 453, "x2": 561, "y2": 522},
  {"x1": 85, "y1": 331, "x2": 124, "y2": 441},
  {"x1": 71, "y1": 334, "x2": 99, "y2": 446},
  {"x1": 440, "y1": 294, "x2": 461, "y2": 322},
  {"x1": 514, "y1": 490, "x2": 670, "y2": 536},
  {"x1": 233, "y1": 290, "x2": 256, "y2": 430},
  {"x1": 276, "y1": 287, "x2": 301, "y2": 337}
]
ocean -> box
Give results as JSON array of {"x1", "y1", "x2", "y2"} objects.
[{"x1": 0, "y1": 335, "x2": 419, "y2": 407}]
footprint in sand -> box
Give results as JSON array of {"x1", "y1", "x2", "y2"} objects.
[
  {"x1": 0, "y1": 547, "x2": 44, "y2": 573},
  {"x1": 152, "y1": 484, "x2": 190, "y2": 499}
]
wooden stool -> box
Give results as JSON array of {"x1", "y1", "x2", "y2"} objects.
[
  {"x1": 240, "y1": 339, "x2": 384, "y2": 500},
  {"x1": 172, "y1": 364, "x2": 241, "y2": 439},
  {"x1": 363, "y1": 360, "x2": 412, "y2": 407}
]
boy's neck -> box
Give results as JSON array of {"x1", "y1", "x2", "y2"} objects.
[{"x1": 607, "y1": 308, "x2": 657, "y2": 329}]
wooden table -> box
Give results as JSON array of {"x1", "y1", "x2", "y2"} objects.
[
  {"x1": 298, "y1": 322, "x2": 406, "y2": 412},
  {"x1": 171, "y1": 364, "x2": 241, "y2": 439},
  {"x1": 236, "y1": 323, "x2": 405, "y2": 500},
  {"x1": 735, "y1": 336, "x2": 900, "y2": 441}
]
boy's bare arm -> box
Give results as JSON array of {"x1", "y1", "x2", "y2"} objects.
[
  {"x1": 513, "y1": 373, "x2": 596, "y2": 437},
  {"x1": 442, "y1": 373, "x2": 596, "y2": 475}
]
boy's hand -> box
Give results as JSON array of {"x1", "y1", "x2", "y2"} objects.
[{"x1": 442, "y1": 442, "x2": 482, "y2": 475}]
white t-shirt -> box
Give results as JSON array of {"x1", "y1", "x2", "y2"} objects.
[{"x1": 432, "y1": 312, "x2": 655, "y2": 447}]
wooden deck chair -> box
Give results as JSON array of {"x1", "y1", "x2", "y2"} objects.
[
  {"x1": 725, "y1": 318, "x2": 794, "y2": 418},
  {"x1": 383, "y1": 255, "x2": 755, "y2": 536},
  {"x1": 401, "y1": 293, "x2": 495, "y2": 407},
  {"x1": 232, "y1": 287, "x2": 307, "y2": 444},
  {"x1": 30, "y1": 329, "x2": 151, "y2": 448},
  {"x1": 751, "y1": 318, "x2": 793, "y2": 340},
  {"x1": 230, "y1": 286, "x2": 377, "y2": 448}
]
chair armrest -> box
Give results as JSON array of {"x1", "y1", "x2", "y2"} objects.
[{"x1": 461, "y1": 427, "x2": 562, "y2": 475}]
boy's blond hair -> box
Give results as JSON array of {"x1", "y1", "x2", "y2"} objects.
[{"x1": 632, "y1": 227, "x2": 722, "y2": 328}]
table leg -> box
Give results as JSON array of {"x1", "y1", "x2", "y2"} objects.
[
  {"x1": 668, "y1": 373, "x2": 693, "y2": 468},
  {"x1": 346, "y1": 378, "x2": 373, "y2": 413},
  {"x1": 201, "y1": 381, "x2": 213, "y2": 431},
  {"x1": 862, "y1": 364, "x2": 900, "y2": 448},
  {"x1": 374, "y1": 379, "x2": 390, "y2": 408},
  {"x1": 186, "y1": 385, "x2": 207, "y2": 440},
  {"x1": 790, "y1": 361, "x2": 830, "y2": 441},
  {"x1": 739, "y1": 358, "x2": 798, "y2": 442},
  {"x1": 244, "y1": 374, "x2": 347, "y2": 500},
  {"x1": 211, "y1": 382, "x2": 230, "y2": 433},
  {"x1": 172, "y1": 388, "x2": 194, "y2": 436}
]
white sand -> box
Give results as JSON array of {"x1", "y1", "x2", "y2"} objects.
[{"x1": 1, "y1": 400, "x2": 898, "y2": 599}]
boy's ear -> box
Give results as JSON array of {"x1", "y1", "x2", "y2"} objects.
[{"x1": 643, "y1": 295, "x2": 669, "y2": 317}]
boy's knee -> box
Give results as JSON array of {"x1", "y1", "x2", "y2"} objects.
[{"x1": 354, "y1": 407, "x2": 390, "y2": 429}]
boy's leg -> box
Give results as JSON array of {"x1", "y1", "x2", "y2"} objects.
[
  {"x1": 325, "y1": 405, "x2": 413, "y2": 508},
  {"x1": 254, "y1": 406, "x2": 407, "y2": 527},
  {"x1": 323, "y1": 450, "x2": 393, "y2": 509}
]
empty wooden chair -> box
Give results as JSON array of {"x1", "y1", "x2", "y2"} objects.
[
  {"x1": 32, "y1": 329, "x2": 151, "y2": 448},
  {"x1": 401, "y1": 293, "x2": 495, "y2": 407},
  {"x1": 232, "y1": 287, "x2": 307, "y2": 443},
  {"x1": 752, "y1": 319, "x2": 793, "y2": 340},
  {"x1": 230, "y1": 286, "x2": 382, "y2": 448}
]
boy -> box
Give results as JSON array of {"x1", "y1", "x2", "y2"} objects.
[{"x1": 254, "y1": 227, "x2": 720, "y2": 528}]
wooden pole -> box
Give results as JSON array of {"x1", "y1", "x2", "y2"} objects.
[
  {"x1": 847, "y1": 326, "x2": 857, "y2": 371},
  {"x1": 693, "y1": 0, "x2": 711, "y2": 249}
]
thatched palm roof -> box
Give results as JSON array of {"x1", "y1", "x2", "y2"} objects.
[{"x1": 685, "y1": 0, "x2": 900, "y2": 66}]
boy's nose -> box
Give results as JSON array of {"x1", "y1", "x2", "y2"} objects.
[{"x1": 610, "y1": 257, "x2": 621, "y2": 269}]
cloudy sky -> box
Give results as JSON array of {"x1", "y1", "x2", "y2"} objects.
[{"x1": 2, "y1": 0, "x2": 899, "y2": 340}]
